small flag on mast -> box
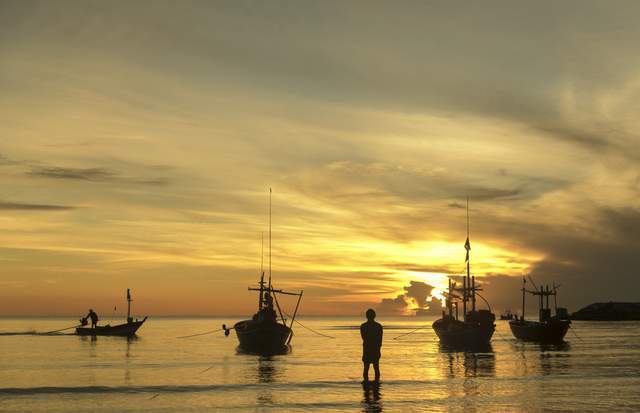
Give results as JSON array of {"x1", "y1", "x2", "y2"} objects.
[{"x1": 464, "y1": 237, "x2": 471, "y2": 262}]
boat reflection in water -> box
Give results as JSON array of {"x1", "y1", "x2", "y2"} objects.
[
  {"x1": 512, "y1": 340, "x2": 572, "y2": 377},
  {"x1": 441, "y1": 345, "x2": 496, "y2": 379},
  {"x1": 255, "y1": 355, "x2": 282, "y2": 407}
]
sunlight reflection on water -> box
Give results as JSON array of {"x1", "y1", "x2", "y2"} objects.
[{"x1": 0, "y1": 317, "x2": 639, "y2": 412}]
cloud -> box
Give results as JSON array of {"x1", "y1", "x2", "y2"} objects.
[
  {"x1": 404, "y1": 281, "x2": 434, "y2": 309},
  {"x1": 376, "y1": 294, "x2": 409, "y2": 315},
  {"x1": 0, "y1": 201, "x2": 75, "y2": 211},
  {"x1": 376, "y1": 280, "x2": 439, "y2": 315},
  {"x1": 28, "y1": 166, "x2": 116, "y2": 181},
  {"x1": 1, "y1": 1, "x2": 640, "y2": 316},
  {"x1": 27, "y1": 166, "x2": 169, "y2": 186},
  {"x1": 466, "y1": 206, "x2": 640, "y2": 312}
]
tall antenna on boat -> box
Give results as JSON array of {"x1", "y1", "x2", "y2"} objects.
[
  {"x1": 467, "y1": 196, "x2": 470, "y2": 242},
  {"x1": 269, "y1": 187, "x2": 272, "y2": 289},
  {"x1": 259, "y1": 232, "x2": 265, "y2": 310}
]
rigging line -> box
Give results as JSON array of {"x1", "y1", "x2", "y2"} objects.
[
  {"x1": 271, "y1": 286, "x2": 287, "y2": 324},
  {"x1": 282, "y1": 312, "x2": 335, "y2": 339},
  {"x1": 43, "y1": 325, "x2": 80, "y2": 334},
  {"x1": 176, "y1": 328, "x2": 225, "y2": 339},
  {"x1": 475, "y1": 292, "x2": 492, "y2": 313},
  {"x1": 570, "y1": 327, "x2": 584, "y2": 341},
  {"x1": 392, "y1": 324, "x2": 431, "y2": 340},
  {"x1": 199, "y1": 365, "x2": 215, "y2": 374}
]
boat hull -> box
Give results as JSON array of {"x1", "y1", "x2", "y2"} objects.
[
  {"x1": 76, "y1": 318, "x2": 147, "y2": 337},
  {"x1": 509, "y1": 319, "x2": 570, "y2": 342},
  {"x1": 433, "y1": 318, "x2": 495, "y2": 347},
  {"x1": 234, "y1": 319, "x2": 291, "y2": 354}
]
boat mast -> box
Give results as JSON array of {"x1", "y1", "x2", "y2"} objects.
[
  {"x1": 269, "y1": 187, "x2": 272, "y2": 291},
  {"x1": 447, "y1": 278, "x2": 452, "y2": 318},
  {"x1": 521, "y1": 277, "x2": 526, "y2": 321},
  {"x1": 468, "y1": 198, "x2": 477, "y2": 313},
  {"x1": 545, "y1": 285, "x2": 550, "y2": 309},
  {"x1": 540, "y1": 285, "x2": 543, "y2": 310},
  {"x1": 464, "y1": 197, "x2": 477, "y2": 318},
  {"x1": 259, "y1": 232, "x2": 265, "y2": 310},
  {"x1": 126, "y1": 288, "x2": 132, "y2": 322}
]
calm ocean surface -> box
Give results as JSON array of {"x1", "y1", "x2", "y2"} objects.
[{"x1": 0, "y1": 317, "x2": 639, "y2": 412}]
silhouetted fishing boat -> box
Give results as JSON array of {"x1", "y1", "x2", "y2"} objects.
[
  {"x1": 509, "y1": 278, "x2": 570, "y2": 342},
  {"x1": 223, "y1": 189, "x2": 303, "y2": 354},
  {"x1": 76, "y1": 289, "x2": 147, "y2": 337},
  {"x1": 225, "y1": 273, "x2": 302, "y2": 353},
  {"x1": 433, "y1": 200, "x2": 495, "y2": 347}
]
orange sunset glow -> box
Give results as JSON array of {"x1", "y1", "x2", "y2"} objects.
[{"x1": 1, "y1": 1, "x2": 639, "y2": 317}]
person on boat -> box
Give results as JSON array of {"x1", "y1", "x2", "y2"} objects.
[
  {"x1": 85, "y1": 309, "x2": 99, "y2": 328},
  {"x1": 360, "y1": 308, "x2": 383, "y2": 383}
]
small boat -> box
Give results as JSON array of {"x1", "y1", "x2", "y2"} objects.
[
  {"x1": 509, "y1": 278, "x2": 571, "y2": 342},
  {"x1": 76, "y1": 289, "x2": 147, "y2": 337},
  {"x1": 433, "y1": 200, "x2": 496, "y2": 348},
  {"x1": 223, "y1": 189, "x2": 303, "y2": 354},
  {"x1": 500, "y1": 310, "x2": 514, "y2": 320}
]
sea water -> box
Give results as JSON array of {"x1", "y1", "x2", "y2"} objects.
[{"x1": 0, "y1": 317, "x2": 639, "y2": 412}]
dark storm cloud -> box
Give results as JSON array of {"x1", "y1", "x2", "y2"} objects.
[
  {"x1": 472, "y1": 206, "x2": 640, "y2": 310},
  {"x1": 0, "y1": 201, "x2": 75, "y2": 211}
]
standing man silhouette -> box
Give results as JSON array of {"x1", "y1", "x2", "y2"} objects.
[
  {"x1": 85, "y1": 309, "x2": 99, "y2": 328},
  {"x1": 360, "y1": 308, "x2": 383, "y2": 383}
]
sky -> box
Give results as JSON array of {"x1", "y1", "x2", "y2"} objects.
[{"x1": 0, "y1": 0, "x2": 639, "y2": 316}]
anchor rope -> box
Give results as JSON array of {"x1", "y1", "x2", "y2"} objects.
[
  {"x1": 570, "y1": 327, "x2": 583, "y2": 341},
  {"x1": 392, "y1": 324, "x2": 431, "y2": 340},
  {"x1": 176, "y1": 327, "x2": 225, "y2": 339},
  {"x1": 43, "y1": 325, "x2": 80, "y2": 334},
  {"x1": 282, "y1": 312, "x2": 335, "y2": 339}
]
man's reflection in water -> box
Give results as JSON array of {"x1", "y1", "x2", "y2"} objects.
[{"x1": 361, "y1": 381, "x2": 382, "y2": 413}]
